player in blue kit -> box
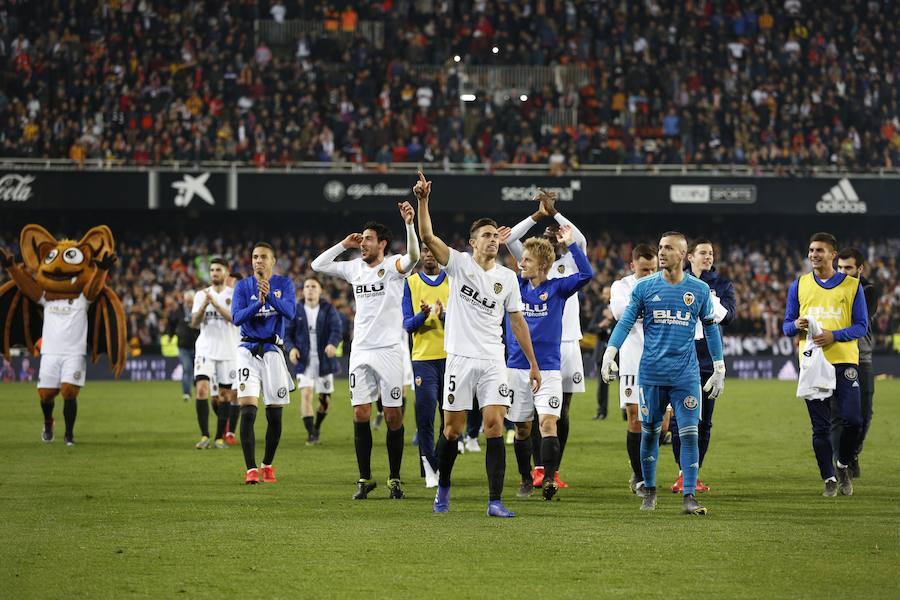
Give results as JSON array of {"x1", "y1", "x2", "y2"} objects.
[
  {"x1": 500, "y1": 224, "x2": 592, "y2": 500},
  {"x1": 231, "y1": 242, "x2": 297, "y2": 484},
  {"x1": 601, "y1": 232, "x2": 726, "y2": 515}
]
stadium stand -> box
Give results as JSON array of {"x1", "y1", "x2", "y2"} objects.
[{"x1": 0, "y1": 1, "x2": 897, "y2": 171}]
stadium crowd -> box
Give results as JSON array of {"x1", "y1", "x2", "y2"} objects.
[
  {"x1": 4, "y1": 225, "x2": 896, "y2": 355},
  {"x1": 0, "y1": 1, "x2": 898, "y2": 171}
]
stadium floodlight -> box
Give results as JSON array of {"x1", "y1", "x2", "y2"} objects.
[
  {"x1": 491, "y1": 46, "x2": 500, "y2": 54},
  {"x1": 453, "y1": 55, "x2": 461, "y2": 63},
  {"x1": 520, "y1": 94, "x2": 528, "y2": 101},
  {"x1": 460, "y1": 94, "x2": 477, "y2": 102}
]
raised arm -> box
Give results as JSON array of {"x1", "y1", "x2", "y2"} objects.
[
  {"x1": 554, "y1": 225, "x2": 593, "y2": 297},
  {"x1": 0, "y1": 248, "x2": 43, "y2": 302},
  {"x1": 414, "y1": 171, "x2": 450, "y2": 266},
  {"x1": 311, "y1": 235, "x2": 358, "y2": 278},
  {"x1": 396, "y1": 201, "x2": 421, "y2": 274}
]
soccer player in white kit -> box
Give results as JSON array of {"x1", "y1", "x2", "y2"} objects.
[
  {"x1": 191, "y1": 257, "x2": 237, "y2": 449},
  {"x1": 312, "y1": 202, "x2": 420, "y2": 500},
  {"x1": 415, "y1": 171, "x2": 541, "y2": 518},
  {"x1": 610, "y1": 244, "x2": 657, "y2": 495},
  {"x1": 505, "y1": 189, "x2": 587, "y2": 488}
]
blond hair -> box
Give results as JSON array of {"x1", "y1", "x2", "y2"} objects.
[{"x1": 523, "y1": 236, "x2": 555, "y2": 273}]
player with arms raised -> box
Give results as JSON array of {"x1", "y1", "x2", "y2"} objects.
[
  {"x1": 602, "y1": 232, "x2": 725, "y2": 515},
  {"x1": 505, "y1": 189, "x2": 588, "y2": 488},
  {"x1": 415, "y1": 171, "x2": 541, "y2": 518},
  {"x1": 499, "y1": 224, "x2": 592, "y2": 501},
  {"x1": 312, "y1": 203, "x2": 420, "y2": 500}
]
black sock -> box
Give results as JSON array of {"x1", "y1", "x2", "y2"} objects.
[
  {"x1": 196, "y1": 399, "x2": 210, "y2": 437},
  {"x1": 436, "y1": 433, "x2": 459, "y2": 487},
  {"x1": 214, "y1": 403, "x2": 228, "y2": 440},
  {"x1": 354, "y1": 421, "x2": 373, "y2": 480},
  {"x1": 386, "y1": 425, "x2": 404, "y2": 479},
  {"x1": 302, "y1": 415, "x2": 315, "y2": 435},
  {"x1": 262, "y1": 407, "x2": 283, "y2": 465},
  {"x1": 63, "y1": 399, "x2": 77, "y2": 437},
  {"x1": 530, "y1": 419, "x2": 542, "y2": 466},
  {"x1": 485, "y1": 437, "x2": 506, "y2": 502},
  {"x1": 557, "y1": 413, "x2": 570, "y2": 467},
  {"x1": 228, "y1": 404, "x2": 240, "y2": 434},
  {"x1": 627, "y1": 431, "x2": 643, "y2": 481},
  {"x1": 314, "y1": 410, "x2": 327, "y2": 432},
  {"x1": 240, "y1": 406, "x2": 257, "y2": 470},
  {"x1": 41, "y1": 400, "x2": 54, "y2": 423},
  {"x1": 513, "y1": 436, "x2": 533, "y2": 480},
  {"x1": 211, "y1": 401, "x2": 220, "y2": 417},
  {"x1": 541, "y1": 436, "x2": 560, "y2": 486}
]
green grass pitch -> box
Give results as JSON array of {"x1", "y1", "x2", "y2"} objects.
[{"x1": 1, "y1": 378, "x2": 898, "y2": 598}]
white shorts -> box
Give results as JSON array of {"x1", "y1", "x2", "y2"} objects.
[
  {"x1": 506, "y1": 369, "x2": 564, "y2": 422},
  {"x1": 297, "y1": 370, "x2": 335, "y2": 394},
  {"x1": 618, "y1": 373, "x2": 639, "y2": 408},
  {"x1": 443, "y1": 353, "x2": 511, "y2": 412},
  {"x1": 38, "y1": 354, "x2": 86, "y2": 389},
  {"x1": 402, "y1": 348, "x2": 413, "y2": 387},
  {"x1": 349, "y1": 344, "x2": 405, "y2": 408},
  {"x1": 210, "y1": 375, "x2": 219, "y2": 397},
  {"x1": 194, "y1": 356, "x2": 236, "y2": 388},
  {"x1": 560, "y1": 340, "x2": 585, "y2": 393},
  {"x1": 236, "y1": 347, "x2": 293, "y2": 406}
]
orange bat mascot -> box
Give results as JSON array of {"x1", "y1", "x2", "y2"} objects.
[{"x1": 0, "y1": 224, "x2": 126, "y2": 445}]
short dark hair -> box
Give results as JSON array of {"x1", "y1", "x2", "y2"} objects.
[
  {"x1": 253, "y1": 242, "x2": 275, "y2": 256},
  {"x1": 303, "y1": 275, "x2": 321, "y2": 287},
  {"x1": 632, "y1": 243, "x2": 657, "y2": 262},
  {"x1": 362, "y1": 221, "x2": 392, "y2": 247},
  {"x1": 229, "y1": 272, "x2": 244, "y2": 281},
  {"x1": 470, "y1": 217, "x2": 498, "y2": 238},
  {"x1": 210, "y1": 256, "x2": 228, "y2": 268},
  {"x1": 688, "y1": 239, "x2": 714, "y2": 255},
  {"x1": 809, "y1": 232, "x2": 837, "y2": 250},
  {"x1": 837, "y1": 247, "x2": 865, "y2": 267}
]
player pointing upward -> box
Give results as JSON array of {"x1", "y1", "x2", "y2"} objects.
[{"x1": 415, "y1": 171, "x2": 541, "y2": 518}]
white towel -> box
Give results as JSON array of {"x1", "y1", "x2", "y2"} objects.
[
  {"x1": 694, "y1": 294, "x2": 730, "y2": 340},
  {"x1": 796, "y1": 315, "x2": 836, "y2": 400}
]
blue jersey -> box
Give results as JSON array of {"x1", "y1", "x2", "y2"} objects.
[
  {"x1": 608, "y1": 271, "x2": 722, "y2": 386},
  {"x1": 231, "y1": 274, "x2": 296, "y2": 352},
  {"x1": 506, "y1": 243, "x2": 592, "y2": 370}
]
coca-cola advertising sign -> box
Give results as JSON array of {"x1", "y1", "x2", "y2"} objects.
[{"x1": 0, "y1": 174, "x2": 35, "y2": 202}]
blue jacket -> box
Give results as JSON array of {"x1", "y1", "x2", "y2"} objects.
[
  {"x1": 689, "y1": 267, "x2": 736, "y2": 374},
  {"x1": 284, "y1": 300, "x2": 343, "y2": 377}
]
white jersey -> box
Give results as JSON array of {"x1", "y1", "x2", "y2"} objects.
[
  {"x1": 320, "y1": 254, "x2": 408, "y2": 351},
  {"x1": 304, "y1": 303, "x2": 320, "y2": 365},
  {"x1": 444, "y1": 248, "x2": 522, "y2": 362},
  {"x1": 192, "y1": 286, "x2": 236, "y2": 360},
  {"x1": 610, "y1": 274, "x2": 645, "y2": 371},
  {"x1": 39, "y1": 293, "x2": 89, "y2": 356},
  {"x1": 549, "y1": 250, "x2": 584, "y2": 341}
]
